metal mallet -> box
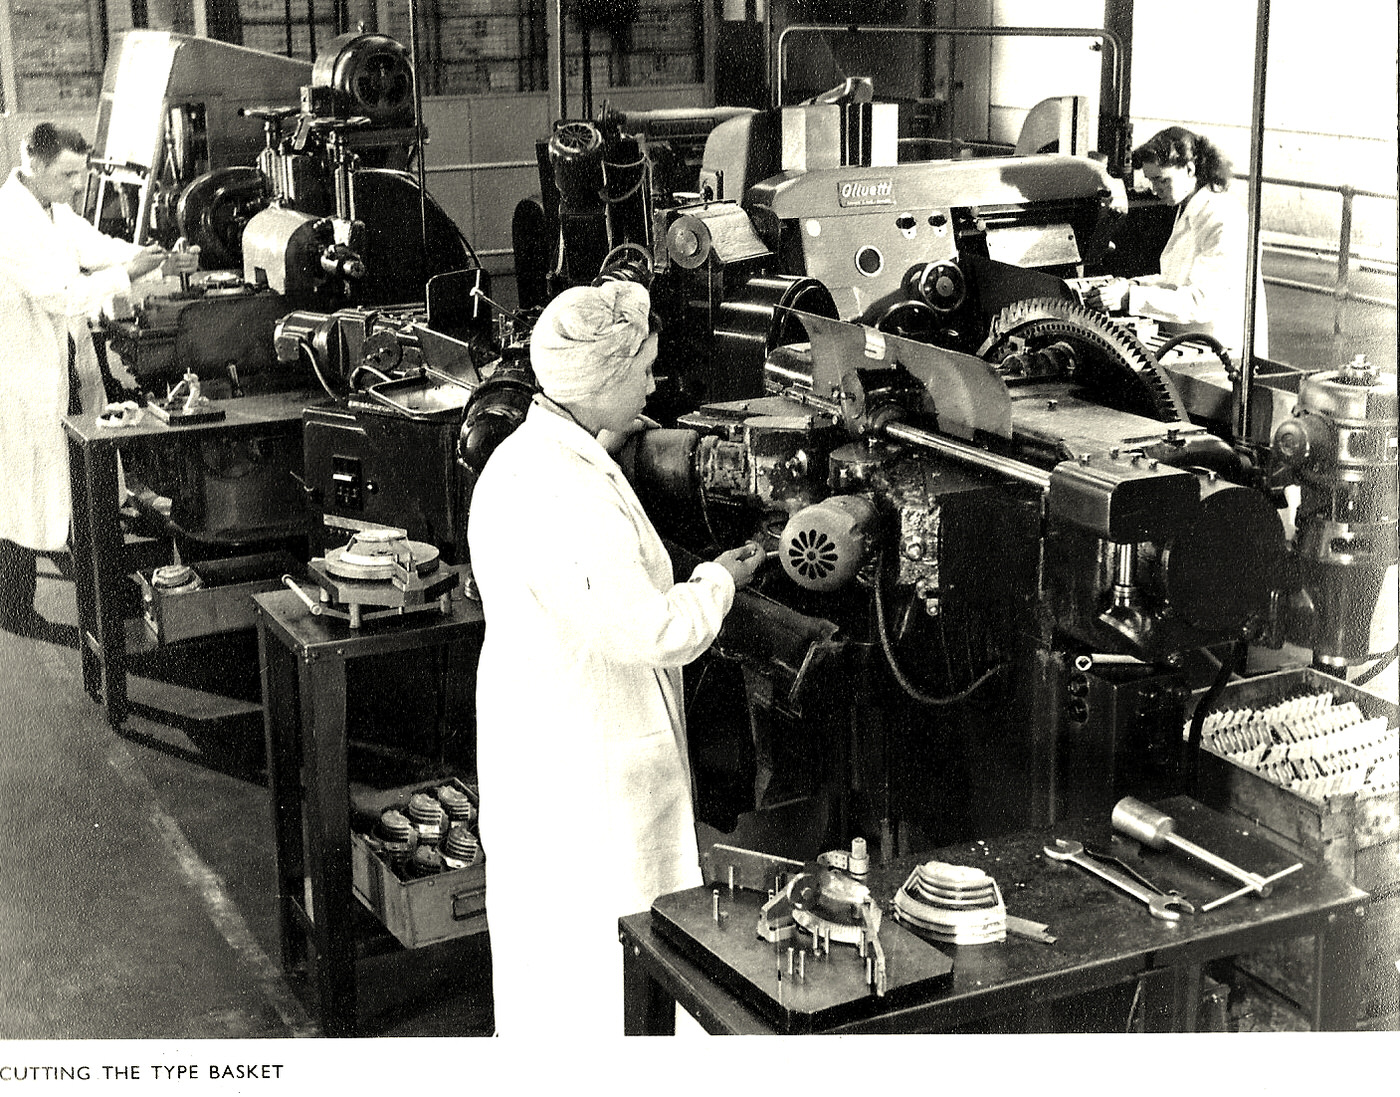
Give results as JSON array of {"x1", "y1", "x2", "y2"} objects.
[{"x1": 1112, "y1": 797, "x2": 1280, "y2": 898}]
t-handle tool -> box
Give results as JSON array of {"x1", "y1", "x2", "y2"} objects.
[
  {"x1": 1044, "y1": 839, "x2": 1194, "y2": 920},
  {"x1": 1112, "y1": 797, "x2": 1300, "y2": 899}
]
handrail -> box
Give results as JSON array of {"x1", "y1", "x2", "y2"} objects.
[{"x1": 1232, "y1": 171, "x2": 1399, "y2": 323}]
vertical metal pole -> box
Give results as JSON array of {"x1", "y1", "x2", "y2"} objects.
[
  {"x1": 1333, "y1": 186, "x2": 1354, "y2": 337},
  {"x1": 407, "y1": 0, "x2": 429, "y2": 292},
  {"x1": 1099, "y1": 0, "x2": 1133, "y2": 175},
  {"x1": 553, "y1": 0, "x2": 567, "y2": 119},
  {"x1": 284, "y1": 0, "x2": 294, "y2": 56},
  {"x1": 1236, "y1": 0, "x2": 1269, "y2": 443}
]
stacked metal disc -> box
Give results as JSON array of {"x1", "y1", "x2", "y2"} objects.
[
  {"x1": 364, "y1": 785, "x2": 483, "y2": 879},
  {"x1": 892, "y1": 860, "x2": 1007, "y2": 944},
  {"x1": 150, "y1": 563, "x2": 203, "y2": 594},
  {"x1": 406, "y1": 844, "x2": 444, "y2": 878},
  {"x1": 441, "y1": 824, "x2": 482, "y2": 869},
  {"x1": 436, "y1": 784, "x2": 477, "y2": 824},
  {"x1": 374, "y1": 809, "x2": 417, "y2": 861},
  {"x1": 407, "y1": 793, "x2": 447, "y2": 845}
]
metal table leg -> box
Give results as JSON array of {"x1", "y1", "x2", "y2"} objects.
[
  {"x1": 257, "y1": 615, "x2": 308, "y2": 976},
  {"x1": 1312, "y1": 900, "x2": 1367, "y2": 1031},
  {"x1": 299, "y1": 650, "x2": 357, "y2": 1037},
  {"x1": 68, "y1": 433, "x2": 129, "y2": 726},
  {"x1": 622, "y1": 937, "x2": 677, "y2": 1036}
]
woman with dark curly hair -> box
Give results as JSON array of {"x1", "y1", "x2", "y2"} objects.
[{"x1": 1088, "y1": 125, "x2": 1266, "y2": 358}]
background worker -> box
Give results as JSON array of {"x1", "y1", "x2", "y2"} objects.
[
  {"x1": 467, "y1": 281, "x2": 764, "y2": 1037},
  {"x1": 1088, "y1": 125, "x2": 1267, "y2": 360},
  {"x1": 0, "y1": 122, "x2": 176, "y2": 641}
]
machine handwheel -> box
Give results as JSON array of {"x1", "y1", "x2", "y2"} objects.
[
  {"x1": 875, "y1": 300, "x2": 940, "y2": 342},
  {"x1": 597, "y1": 242, "x2": 655, "y2": 286},
  {"x1": 176, "y1": 167, "x2": 271, "y2": 270}
]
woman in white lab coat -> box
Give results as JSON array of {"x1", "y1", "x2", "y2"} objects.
[
  {"x1": 1090, "y1": 126, "x2": 1267, "y2": 359},
  {"x1": 467, "y1": 281, "x2": 764, "y2": 1037},
  {"x1": 0, "y1": 123, "x2": 166, "y2": 636}
]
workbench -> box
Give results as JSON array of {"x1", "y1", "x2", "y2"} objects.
[
  {"x1": 619, "y1": 797, "x2": 1368, "y2": 1034},
  {"x1": 254, "y1": 587, "x2": 487, "y2": 1037},
  {"x1": 64, "y1": 390, "x2": 312, "y2": 727}
]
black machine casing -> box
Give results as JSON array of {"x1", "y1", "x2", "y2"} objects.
[{"x1": 303, "y1": 398, "x2": 469, "y2": 562}]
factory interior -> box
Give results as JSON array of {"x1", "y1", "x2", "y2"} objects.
[{"x1": 0, "y1": 0, "x2": 1397, "y2": 1072}]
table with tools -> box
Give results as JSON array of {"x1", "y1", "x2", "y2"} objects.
[
  {"x1": 619, "y1": 797, "x2": 1369, "y2": 1034},
  {"x1": 64, "y1": 390, "x2": 313, "y2": 727}
]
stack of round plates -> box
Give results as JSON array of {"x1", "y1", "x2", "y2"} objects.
[
  {"x1": 892, "y1": 860, "x2": 1007, "y2": 944},
  {"x1": 322, "y1": 528, "x2": 440, "y2": 581},
  {"x1": 151, "y1": 564, "x2": 203, "y2": 594}
]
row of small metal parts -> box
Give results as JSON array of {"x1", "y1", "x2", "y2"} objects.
[
  {"x1": 1248, "y1": 746, "x2": 1398, "y2": 800},
  {"x1": 1193, "y1": 692, "x2": 1399, "y2": 798}
]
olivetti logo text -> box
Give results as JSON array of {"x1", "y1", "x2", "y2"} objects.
[{"x1": 838, "y1": 178, "x2": 894, "y2": 207}]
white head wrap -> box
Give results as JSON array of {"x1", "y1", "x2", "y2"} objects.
[{"x1": 530, "y1": 282, "x2": 652, "y2": 403}]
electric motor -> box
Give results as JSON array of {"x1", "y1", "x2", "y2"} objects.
[
  {"x1": 310, "y1": 32, "x2": 415, "y2": 127},
  {"x1": 778, "y1": 496, "x2": 880, "y2": 592}
]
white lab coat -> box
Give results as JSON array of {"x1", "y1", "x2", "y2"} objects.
[
  {"x1": 1127, "y1": 185, "x2": 1268, "y2": 359},
  {"x1": 0, "y1": 170, "x2": 142, "y2": 551},
  {"x1": 467, "y1": 402, "x2": 735, "y2": 1037}
]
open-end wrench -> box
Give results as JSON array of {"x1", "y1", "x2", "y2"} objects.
[{"x1": 1044, "y1": 838, "x2": 1195, "y2": 921}]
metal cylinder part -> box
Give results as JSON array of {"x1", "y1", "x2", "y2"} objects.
[
  {"x1": 1112, "y1": 796, "x2": 1270, "y2": 896},
  {"x1": 1272, "y1": 359, "x2": 1399, "y2": 666}
]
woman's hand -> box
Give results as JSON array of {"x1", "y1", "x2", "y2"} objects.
[
  {"x1": 1085, "y1": 278, "x2": 1131, "y2": 313},
  {"x1": 714, "y1": 541, "x2": 766, "y2": 590},
  {"x1": 124, "y1": 244, "x2": 167, "y2": 281}
]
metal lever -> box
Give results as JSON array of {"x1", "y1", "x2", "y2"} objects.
[
  {"x1": 1113, "y1": 797, "x2": 1282, "y2": 897},
  {"x1": 1044, "y1": 839, "x2": 1194, "y2": 920},
  {"x1": 282, "y1": 575, "x2": 323, "y2": 615}
]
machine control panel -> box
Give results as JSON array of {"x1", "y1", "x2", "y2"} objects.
[{"x1": 331, "y1": 455, "x2": 366, "y2": 511}]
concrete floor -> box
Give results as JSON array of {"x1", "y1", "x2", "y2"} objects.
[
  {"x1": 0, "y1": 560, "x2": 494, "y2": 1040},
  {"x1": 0, "y1": 270, "x2": 1393, "y2": 1047}
]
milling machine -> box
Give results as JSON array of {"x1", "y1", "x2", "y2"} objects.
[
  {"x1": 81, "y1": 29, "x2": 485, "y2": 562},
  {"x1": 503, "y1": 87, "x2": 1345, "y2": 859},
  {"x1": 89, "y1": 29, "x2": 478, "y2": 399}
]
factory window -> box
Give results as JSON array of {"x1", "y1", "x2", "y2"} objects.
[
  {"x1": 370, "y1": 0, "x2": 705, "y2": 97},
  {"x1": 237, "y1": 0, "x2": 337, "y2": 59},
  {"x1": 1, "y1": 0, "x2": 106, "y2": 113},
  {"x1": 564, "y1": 0, "x2": 706, "y2": 93},
  {"x1": 378, "y1": 0, "x2": 549, "y2": 95}
]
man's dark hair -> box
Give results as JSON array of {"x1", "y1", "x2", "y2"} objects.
[{"x1": 24, "y1": 122, "x2": 90, "y2": 166}]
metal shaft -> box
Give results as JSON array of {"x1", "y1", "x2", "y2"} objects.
[
  {"x1": 786, "y1": 388, "x2": 1053, "y2": 490},
  {"x1": 882, "y1": 422, "x2": 1054, "y2": 490},
  {"x1": 1113, "y1": 797, "x2": 1271, "y2": 896},
  {"x1": 1164, "y1": 833, "x2": 1271, "y2": 896}
]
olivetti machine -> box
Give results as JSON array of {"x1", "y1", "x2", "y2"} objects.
[{"x1": 509, "y1": 90, "x2": 1395, "y2": 858}]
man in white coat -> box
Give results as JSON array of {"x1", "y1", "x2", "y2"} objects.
[
  {"x1": 0, "y1": 123, "x2": 168, "y2": 640},
  {"x1": 467, "y1": 281, "x2": 764, "y2": 1036}
]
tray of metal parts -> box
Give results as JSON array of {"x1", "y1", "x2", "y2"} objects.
[
  {"x1": 136, "y1": 551, "x2": 300, "y2": 644},
  {"x1": 351, "y1": 777, "x2": 487, "y2": 949},
  {"x1": 650, "y1": 885, "x2": 953, "y2": 1033}
]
